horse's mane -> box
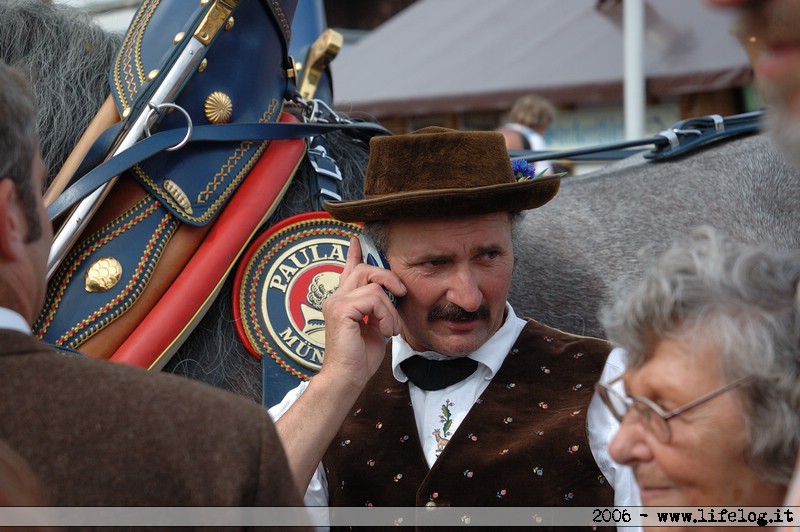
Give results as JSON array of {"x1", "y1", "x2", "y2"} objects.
[{"x1": 0, "y1": 1, "x2": 122, "y2": 185}]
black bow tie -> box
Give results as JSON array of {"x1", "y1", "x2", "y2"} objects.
[{"x1": 400, "y1": 355, "x2": 479, "y2": 391}]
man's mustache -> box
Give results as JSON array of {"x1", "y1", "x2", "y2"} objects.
[{"x1": 428, "y1": 303, "x2": 490, "y2": 322}]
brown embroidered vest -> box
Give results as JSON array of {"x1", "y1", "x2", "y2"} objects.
[{"x1": 322, "y1": 319, "x2": 616, "y2": 508}]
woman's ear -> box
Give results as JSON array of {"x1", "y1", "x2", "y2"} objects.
[{"x1": 0, "y1": 179, "x2": 27, "y2": 262}]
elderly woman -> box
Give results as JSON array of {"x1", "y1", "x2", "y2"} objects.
[{"x1": 596, "y1": 225, "x2": 800, "y2": 508}]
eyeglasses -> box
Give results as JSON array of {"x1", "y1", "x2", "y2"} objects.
[{"x1": 595, "y1": 374, "x2": 748, "y2": 443}]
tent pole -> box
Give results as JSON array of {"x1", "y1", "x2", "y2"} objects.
[{"x1": 624, "y1": 0, "x2": 646, "y2": 140}]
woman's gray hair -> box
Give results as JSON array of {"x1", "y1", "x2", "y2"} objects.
[{"x1": 601, "y1": 225, "x2": 800, "y2": 485}]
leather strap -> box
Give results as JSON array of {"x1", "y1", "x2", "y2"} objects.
[
  {"x1": 48, "y1": 120, "x2": 391, "y2": 221},
  {"x1": 306, "y1": 136, "x2": 344, "y2": 210},
  {"x1": 515, "y1": 110, "x2": 762, "y2": 164}
]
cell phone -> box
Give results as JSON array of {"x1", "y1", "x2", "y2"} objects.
[{"x1": 358, "y1": 233, "x2": 397, "y2": 306}]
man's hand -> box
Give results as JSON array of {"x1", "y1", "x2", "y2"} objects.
[
  {"x1": 273, "y1": 236, "x2": 406, "y2": 497},
  {"x1": 317, "y1": 236, "x2": 405, "y2": 392}
]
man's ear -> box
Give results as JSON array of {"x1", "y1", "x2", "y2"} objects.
[{"x1": 0, "y1": 179, "x2": 27, "y2": 261}]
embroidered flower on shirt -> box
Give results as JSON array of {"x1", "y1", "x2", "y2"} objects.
[
  {"x1": 568, "y1": 444, "x2": 580, "y2": 454},
  {"x1": 434, "y1": 399, "x2": 455, "y2": 454}
]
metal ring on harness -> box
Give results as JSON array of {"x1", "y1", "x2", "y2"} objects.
[{"x1": 144, "y1": 102, "x2": 193, "y2": 152}]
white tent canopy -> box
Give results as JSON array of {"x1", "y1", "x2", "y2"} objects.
[{"x1": 331, "y1": 0, "x2": 751, "y2": 117}]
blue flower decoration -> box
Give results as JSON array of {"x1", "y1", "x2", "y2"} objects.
[{"x1": 512, "y1": 159, "x2": 536, "y2": 181}]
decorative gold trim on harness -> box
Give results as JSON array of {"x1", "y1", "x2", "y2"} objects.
[
  {"x1": 163, "y1": 179, "x2": 193, "y2": 214},
  {"x1": 204, "y1": 91, "x2": 233, "y2": 124},
  {"x1": 85, "y1": 257, "x2": 123, "y2": 293},
  {"x1": 194, "y1": 0, "x2": 237, "y2": 46}
]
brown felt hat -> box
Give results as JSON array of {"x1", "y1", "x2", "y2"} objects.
[{"x1": 323, "y1": 126, "x2": 560, "y2": 222}]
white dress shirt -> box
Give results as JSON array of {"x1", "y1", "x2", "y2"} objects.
[
  {"x1": 269, "y1": 303, "x2": 640, "y2": 509},
  {"x1": 0, "y1": 306, "x2": 31, "y2": 334}
]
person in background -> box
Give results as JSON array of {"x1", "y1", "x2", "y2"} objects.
[
  {"x1": 597, "y1": 225, "x2": 798, "y2": 517},
  {"x1": 270, "y1": 126, "x2": 639, "y2": 513},
  {"x1": 707, "y1": 0, "x2": 800, "y2": 168},
  {"x1": 0, "y1": 60, "x2": 304, "y2": 516},
  {"x1": 706, "y1": 0, "x2": 800, "y2": 515},
  {"x1": 497, "y1": 93, "x2": 557, "y2": 175}
]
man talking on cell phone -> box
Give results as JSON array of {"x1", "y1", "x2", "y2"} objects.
[{"x1": 269, "y1": 127, "x2": 639, "y2": 516}]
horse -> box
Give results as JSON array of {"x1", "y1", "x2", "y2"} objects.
[
  {"x1": 5, "y1": 1, "x2": 800, "y2": 407},
  {"x1": 510, "y1": 133, "x2": 800, "y2": 339}
]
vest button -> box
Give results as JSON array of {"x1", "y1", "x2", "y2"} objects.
[{"x1": 425, "y1": 501, "x2": 437, "y2": 508}]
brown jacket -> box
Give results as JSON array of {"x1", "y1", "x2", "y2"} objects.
[{"x1": 0, "y1": 330, "x2": 302, "y2": 511}]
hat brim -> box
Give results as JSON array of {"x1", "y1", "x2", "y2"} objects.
[{"x1": 324, "y1": 176, "x2": 560, "y2": 222}]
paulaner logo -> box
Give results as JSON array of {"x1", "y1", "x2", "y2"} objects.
[{"x1": 234, "y1": 213, "x2": 361, "y2": 381}]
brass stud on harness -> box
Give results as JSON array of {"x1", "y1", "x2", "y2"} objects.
[
  {"x1": 164, "y1": 179, "x2": 193, "y2": 215},
  {"x1": 197, "y1": 58, "x2": 208, "y2": 73},
  {"x1": 85, "y1": 258, "x2": 123, "y2": 293},
  {"x1": 173, "y1": 32, "x2": 185, "y2": 45},
  {"x1": 204, "y1": 91, "x2": 233, "y2": 124},
  {"x1": 225, "y1": 17, "x2": 235, "y2": 31}
]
